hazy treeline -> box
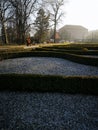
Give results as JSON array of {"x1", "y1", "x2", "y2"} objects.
[{"x1": 0, "y1": 0, "x2": 65, "y2": 45}]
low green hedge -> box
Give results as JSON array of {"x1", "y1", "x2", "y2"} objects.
[
  {"x1": 0, "y1": 74, "x2": 98, "y2": 95},
  {"x1": 64, "y1": 50, "x2": 98, "y2": 55},
  {"x1": 63, "y1": 53, "x2": 98, "y2": 66},
  {"x1": 42, "y1": 45, "x2": 98, "y2": 50},
  {"x1": 36, "y1": 47, "x2": 98, "y2": 55},
  {"x1": 34, "y1": 49, "x2": 98, "y2": 66},
  {"x1": 0, "y1": 51, "x2": 98, "y2": 66},
  {"x1": 41, "y1": 46, "x2": 82, "y2": 50}
]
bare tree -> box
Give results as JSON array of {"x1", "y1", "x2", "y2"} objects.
[
  {"x1": 46, "y1": 0, "x2": 65, "y2": 43},
  {"x1": 0, "y1": 0, "x2": 12, "y2": 44},
  {"x1": 9, "y1": 0, "x2": 38, "y2": 44}
]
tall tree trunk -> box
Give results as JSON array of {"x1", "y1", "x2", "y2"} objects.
[
  {"x1": 54, "y1": 23, "x2": 56, "y2": 43},
  {"x1": 2, "y1": 22, "x2": 9, "y2": 44},
  {"x1": 53, "y1": 17, "x2": 57, "y2": 43},
  {"x1": 3, "y1": 24, "x2": 9, "y2": 44}
]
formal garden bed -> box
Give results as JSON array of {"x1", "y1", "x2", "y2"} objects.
[
  {"x1": 0, "y1": 45, "x2": 98, "y2": 95},
  {"x1": 0, "y1": 49, "x2": 98, "y2": 66},
  {"x1": 0, "y1": 44, "x2": 98, "y2": 129}
]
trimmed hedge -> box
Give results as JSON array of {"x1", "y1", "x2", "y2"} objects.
[
  {"x1": 0, "y1": 51, "x2": 98, "y2": 66},
  {"x1": 63, "y1": 53, "x2": 98, "y2": 66},
  {"x1": 0, "y1": 74, "x2": 98, "y2": 95},
  {"x1": 35, "y1": 47, "x2": 98, "y2": 55},
  {"x1": 0, "y1": 47, "x2": 98, "y2": 95},
  {"x1": 34, "y1": 48, "x2": 98, "y2": 66},
  {"x1": 41, "y1": 45, "x2": 98, "y2": 50}
]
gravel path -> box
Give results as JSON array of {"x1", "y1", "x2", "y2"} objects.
[
  {"x1": 0, "y1": 92, "x2": 98, "y2": 130},
  {"x1": 0, "y1": 57, "x2": 98, "y2": 129},
  {"x1": 0, "y1": 57, "x2": 98, "y2": 76}
]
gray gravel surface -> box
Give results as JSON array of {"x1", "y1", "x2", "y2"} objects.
[
  {"x1": 0, "y1": 57, "x2": 98, "y2": 129},
  {"x1": 0, "y1": 92, "x2": 98, "y2": 130},
  {"x1": 0, "y1": 57, "x2": 98, "y2": 76}
]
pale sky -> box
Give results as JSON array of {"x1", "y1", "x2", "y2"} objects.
[{"x1": 59, "y1": 0, "x2": 98, "y2": 31}]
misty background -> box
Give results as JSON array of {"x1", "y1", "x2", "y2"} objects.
[{"x1": 0, "y1": 0, "x2": 98, "y2": 44}]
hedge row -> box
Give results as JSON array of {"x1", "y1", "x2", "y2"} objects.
[
  {"x1": 64, "y1": 53, "x2": 98, "y2": 66},
  {"x1": 61, "y1": 43, "x2": 98, "y2": 48},
  {"x1": 35, "y1": 48, "x2": 98, "y2": 66},
  {"x1": 0, "y1": 51, "x2": 98, "y2": 66},
  {"x1": 36, "y1": 47, "x2": 98, "y2": 55},
  {"x1": 41, "y1": 45, "x2": 98, "y2": 50},
  {"x1": 0, "y1": 74, "x2": 98, "y2": 95}
]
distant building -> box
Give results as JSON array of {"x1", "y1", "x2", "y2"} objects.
[
  {"x1": 86, "y1": 30, "x2": 98, "y2": 42},
  {"x1": 59, "y1": 25, "x2": 88, "y2": 42}
]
